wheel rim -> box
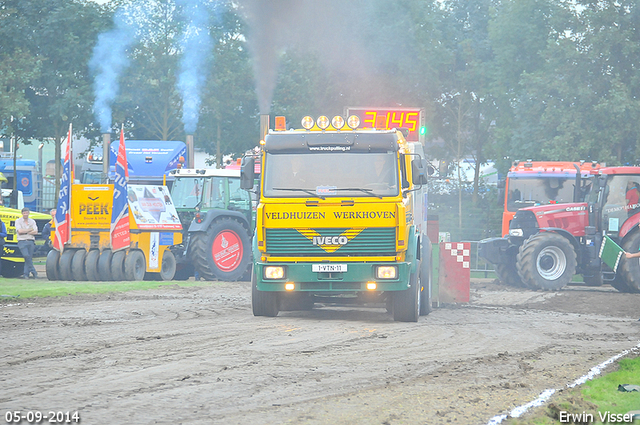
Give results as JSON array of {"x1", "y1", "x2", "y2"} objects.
[
  {"x1": 536, "y1": 246, "x2": 566, "y2": 280},
  {"x1": 211, "y1": 230, "x2": 243, "y2": 272}
]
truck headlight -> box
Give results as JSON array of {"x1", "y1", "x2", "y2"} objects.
[
  {"x1": 509, "y1": 228, "x2": 524, "y2": 237},
  {"x1": 376, "y1": 266, "x2": 397, "y2": 279},
  {"x1": 264, "y1": 266, "x2": 285, "y2": 279}
]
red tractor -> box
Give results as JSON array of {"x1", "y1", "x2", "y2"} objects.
[{"x1": 479, "y1": 166, "x2": 640, "y2": 292}]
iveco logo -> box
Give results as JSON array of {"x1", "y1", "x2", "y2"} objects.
[
  {"x1": 313, "y1": 236, "x2": 348, "y2": 246},
  {"x1": 298, "y1": 228, "x2": 365, "y2": 253}
]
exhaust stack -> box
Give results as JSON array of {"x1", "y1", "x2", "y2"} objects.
[
  {"x1": 186, "y1": 134, "x2": 194, "y2": 169},
  {"x1": 102, "y1": 133, "x2": 110, "y2": 183},
  {"x1": 260, "y1": 114, "x2": 269, "y2": 143}
]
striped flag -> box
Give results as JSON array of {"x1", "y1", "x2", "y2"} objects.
[
  {"x1": 110, "y1": 126, "x2": 130, "y2": 251},
  {"x1": 53, "y1": 123, "x2": 72, "y2": 252}
]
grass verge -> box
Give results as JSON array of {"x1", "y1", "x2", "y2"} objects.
[
  {"x1": 507, "y1": 355, "x2": 640, "y2": 424},
  {"x1": 0, "y1": 278, "x2": 213, "y2": 300}
]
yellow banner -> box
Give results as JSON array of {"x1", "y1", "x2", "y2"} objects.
[{"x1": 71, "y1": 184, "x2": 113, "y2": 229}]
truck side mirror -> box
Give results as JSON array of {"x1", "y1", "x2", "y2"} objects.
[
  {"x1": 411, "y1": 158, "x2": 429, "y2": 185},
  {"x1": 240, "y1": 157, "x2": 255, "y2": 190}
]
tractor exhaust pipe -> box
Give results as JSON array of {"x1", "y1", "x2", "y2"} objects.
[
  {"x1": 102, "y1": 133, "x2": 110, "y2": 183},
  {"x1": 186, "y1": 134, "x2": 194, "y2": 169}
]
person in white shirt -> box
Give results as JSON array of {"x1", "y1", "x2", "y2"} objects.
[{"x1": 16, "y1": 207, "x2": 38, "y2": 279}]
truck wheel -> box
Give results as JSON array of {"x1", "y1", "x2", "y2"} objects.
[
  {"x1": 251, "y1": 266, "x2": 279, "y2": 317},
  {"x1": 110, "y1": 251, "x2": 126, "y2": 281},
  {"x1": 516, "y1": 233, "x2": 577, "y2": 290},
  {"x1": 191, "y1": 218, "x2": 251, "y2": 281},
  {"x1": 85, "y1": 250, "x2": 100, "y2": 281},
  {"x1": 97, "y1": 249, "x2": 113, "y2": 281},
  {"x1": 59, "y1": 249, "x2": 76, "y2": 281},
  {"x1": 393, "y1": 261, "x2": 420, "y2": 322},
  {"x1": 124, "y1": 250, "x2": 146, "y2": 281},
  {"x1": 71, "y1": 249, "x2": 88, "y2": 281},
  {"x1": 619, "y1": 232, "x2": 640, "y2": 293},
  {"x1": 46, "y1": 249, "x2": 61, "y2": 280},
  {"x1": 420, "y1": 241, "x2": 432, "y2": 316},
  {"x1": 494, "y1": 262, "x2": 526, "y2": 288},
  {"x1": 159, "y1": 250, "x2": 176, "y2": 281}
]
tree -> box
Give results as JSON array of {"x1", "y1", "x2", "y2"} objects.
[{"x1": 3, "y1": 0, "x2": 109, "y2": 196}]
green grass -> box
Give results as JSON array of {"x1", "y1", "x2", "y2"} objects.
[
  {"x1": 0, "y1": 278, "x2": 214, "y2": 300},
  {"x1": 508, "y1": 356, "x2": 640, "y2": 424},
  {"x1": 582, "y1": 357, "x2": 640, "y2": 415}
]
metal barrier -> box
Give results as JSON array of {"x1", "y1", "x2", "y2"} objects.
[{"x1": 461, "y1": 240, "x2": 495, "y2": 278}]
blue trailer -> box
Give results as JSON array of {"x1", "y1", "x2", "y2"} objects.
[{"x1": 0, "y1": 158, "x2": 39, "y2": 211}]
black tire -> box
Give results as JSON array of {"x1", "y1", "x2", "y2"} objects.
[
  {"x1": 251, "y1": 266, "x2": 279, "y2": 317},
  {"x1": 2, "y1": 260, "x2": 23, "y2": 278},
  {"x1": 85, "y1": 250, "x2": 100, "y2": 281},
  {"x1": 393, "y1": 260, "x2": 420, "y2": 322},
  {"x1": 419, "y1": 240, "x2": 432, "y2": 316},
  {"x1": 190, "y1": 218, "x2": 251, "y2": 281},
  {"x1": 516, "y1": 233, "x2": 577, "y2": 290},
  {"x1": 59, "y1": 249, "x2": 76, "y2": 281},
  {"x1": 71, "y1": 249, "x2": 88, "y2": 281},
  {"x1": 110, "y1": 250, "x2": 127, "y2": 281},
  {"x1": 495, "y1": 262, "x2": 527, "y2": 288},
  {"x1": 124, "y1": 250, "x2": 146, "y2": 281},
  {"x1": 45, "y1": 249, "x2": 61, "y2": 281},
  {"x1": 619, "y1": 232, "x2": 640, "y2": 293},
  {"x1": 97, "y1": 249, "x2": 113, "y2": 281},
  {"x1": 159, "y1": 250, "x2": 176, "y2": 281}
]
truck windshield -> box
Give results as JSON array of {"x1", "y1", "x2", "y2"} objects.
[
  {"x1": 506, "y1": 174, "x2": 585, "y2": 212},
  {"x1": 263, "y1": 152, "x2": 399, "y2": 198}
]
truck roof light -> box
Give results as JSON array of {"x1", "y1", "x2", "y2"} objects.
[
  {"x1": 331, "y1": 116, "x2": 345, "y2": 129},
  {"x1": 347, "y1": 115, "x2": 360, "y2": 129},
  {"x1": 275, "y1": 116, "x2": 286, "y2": 131},
  {"x1": 301, "y1": 116, "x2": 314, "y2": 130},
  {"x1": 317, "y1": 115, "x2": 330, "y2": 130}
]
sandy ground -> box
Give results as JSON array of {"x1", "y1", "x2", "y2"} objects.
[{"x1": 1, "y1": 277, "x2": 639, "y2": 425}]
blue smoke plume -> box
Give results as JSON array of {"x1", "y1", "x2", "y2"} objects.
[
  {"x1": 176, "y1": 0, "x2": 213, "y2": 134},
  {"x1": 89, "y1": 8, "x2": 137, "y2": 133}
]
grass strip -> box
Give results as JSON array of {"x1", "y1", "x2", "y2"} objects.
[
  {"x1": 508, "y1": 355, "x2": 640, "y2": 424},
  {"x1": 0, "y1": 278, "x2": 214, "y2": 300}
]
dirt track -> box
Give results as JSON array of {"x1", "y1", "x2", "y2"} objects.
[{"x1": 1, "y1": 279, "x2": 639, "y2": 425}]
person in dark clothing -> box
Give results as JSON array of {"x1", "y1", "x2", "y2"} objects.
[{"x1": 0, "y1": 219, "x2": 6, "y2": 276}]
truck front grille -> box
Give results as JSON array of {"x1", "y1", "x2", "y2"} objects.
[{"x1": 265, "y1": 227, "x2": 396, "y2": 256}]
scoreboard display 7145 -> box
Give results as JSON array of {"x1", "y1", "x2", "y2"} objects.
[{"x1": 345, "y1": 107, "x2": 425, "y2": 142}]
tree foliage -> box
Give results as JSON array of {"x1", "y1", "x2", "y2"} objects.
[{"x1": 0, "y1": 0, "x2": 639, "y2": 178}]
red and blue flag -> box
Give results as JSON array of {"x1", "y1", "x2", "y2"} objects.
[
  {"x1": 53, "y1": 124, "x2": 72, "y2": 252},
  {"x1": 110, "y1": 126, "x2": 130, "y2": 251}
]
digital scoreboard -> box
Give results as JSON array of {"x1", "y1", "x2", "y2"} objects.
[{"x1": 345, "y1": 107, "x2": 425, "y2": 142}]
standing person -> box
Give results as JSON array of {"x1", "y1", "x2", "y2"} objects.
[
  {"x1": 16, "y1": 207, "x2": 38, "y2": 279},
  {"x1": 0, "y1": 218, "x2": 6, "y2": 276}
]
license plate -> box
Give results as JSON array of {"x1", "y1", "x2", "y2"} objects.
[{"x1": 312, "y1": 264, "x2": 347, "y2": 273}]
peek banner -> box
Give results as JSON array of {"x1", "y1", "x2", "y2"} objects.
[{"x1": 111, "y1": 127, "x2": 130, "y2": 251}]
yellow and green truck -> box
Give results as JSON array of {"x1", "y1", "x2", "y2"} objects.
[{"x1": 241, "y1": 115, "x2": 431, "y2": 321}]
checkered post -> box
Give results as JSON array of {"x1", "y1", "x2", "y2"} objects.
[{"x1": 438, "y1": 242, "x2": 471, "y2": 303}]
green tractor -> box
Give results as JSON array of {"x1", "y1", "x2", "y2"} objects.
[{"x1": 169, "y1": 168, "x2": 253, "y2": 281}]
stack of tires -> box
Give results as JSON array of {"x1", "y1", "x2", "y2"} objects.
[{"x1": 45, "y1": 248, "x2": 176, "y2": 282}]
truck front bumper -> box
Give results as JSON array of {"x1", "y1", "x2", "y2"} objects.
[{"x1": 254, "y1": 261, "x2": 411, "y2": 292}]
